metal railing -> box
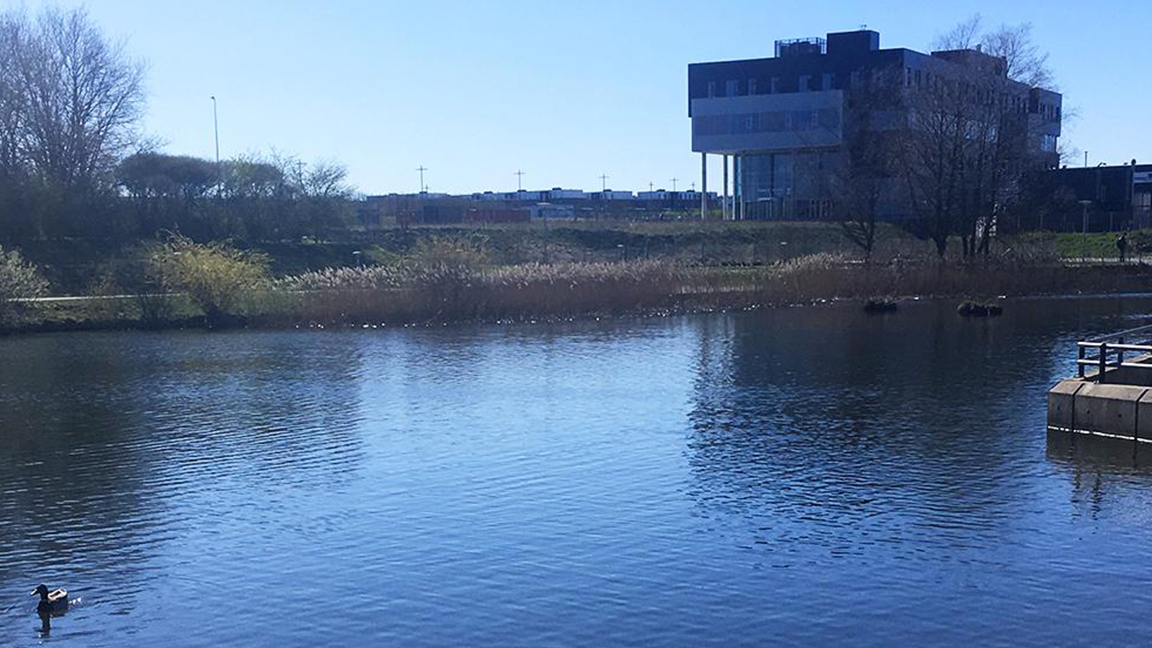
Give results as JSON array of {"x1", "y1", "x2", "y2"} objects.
[{"x1": 1077, "y1": 323, "x2": 1152, "y2": 382}]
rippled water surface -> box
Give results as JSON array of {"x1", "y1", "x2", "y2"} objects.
[{"x1": 5, "y1": 297, "x2": 1152, "y2": 646}]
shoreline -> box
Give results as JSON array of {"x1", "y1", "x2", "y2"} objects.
[{"x1": 7, "y1": 275, "x2": 1152, "y2": 337}]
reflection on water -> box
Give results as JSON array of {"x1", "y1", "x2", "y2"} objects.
[{"x1": 3, "y1": 298, "x2": 1152, "y2": 646}]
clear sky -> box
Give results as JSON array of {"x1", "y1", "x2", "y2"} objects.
[{"x1": 11, "y1": 0, "x2": 1152, "y2": 195}]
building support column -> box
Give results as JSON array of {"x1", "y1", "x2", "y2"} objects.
[
  {"x1": 701, "y1": 152, "x2": 708, "y2": 220},
  {"x1": 732, "y1": 155, "x2": 741, "y2": 220},
  {"x1": 731, "y1": 155, "x2": 737, "y2": 221},
  {"x1": 722, "y1": 154, "x2": 729, "y2": 221},
  {"x1": 740, "y1": 156, "x2": 747, "y2": 221}
]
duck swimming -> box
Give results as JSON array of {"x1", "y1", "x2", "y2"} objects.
[{"x1": 31, "y1": 584, "x2": 68, "y2": 632}]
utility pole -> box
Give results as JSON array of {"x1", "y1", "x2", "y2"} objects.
[
  {"x1": 1084, "y1": 151, "x2": 1089, "y2": 168},
  {"x1": 417, "y1": 166, "x2": 428, "y2": 194},
  {"x1": 599, "y1": 174, "x2": 609, "y2": 192},
  {"x1": 514, "y1": 170, "x2": 526, "y2": 191},
  {"x1": 670, "y1": 177, "x2": 678, "y2": 192},
  {"x1": 649, "y1": 182, "x2": 654, "y2": 193}
]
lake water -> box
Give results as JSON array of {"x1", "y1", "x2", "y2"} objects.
[{"x1": 4, "y1": 297, "x2": 1152, "y2": 646}]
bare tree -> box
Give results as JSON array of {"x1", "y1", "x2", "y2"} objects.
[
  {"x1": 5, "y1": 6, "x2": 145, "y2": 188},
  {"x1": 0, "y1": 12, "x2": 29, "y2": 181},
  {"x1": 980, "y1": 22, "x2": 1053, "y2": 89},
  {"x1": 831, "y1": 69, "x2": 901, "y2": 261},
  {"x1": 895, "y1": 16, "x2": 1059, "y2": 258},
  {"x1": 935, "y1": 14, "x2": 983, "y2": 51},
  {"x1": 301, "y1": 160, "x2": 352, "y2": 200}
]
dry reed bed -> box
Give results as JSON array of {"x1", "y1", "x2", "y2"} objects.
[{"x1": 269, "y1": 255, "x2": 1152, "y2": 327}]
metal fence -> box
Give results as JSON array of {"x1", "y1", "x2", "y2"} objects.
[{"x1": 1077, "y1": 323, "x2": 1152, "y2": 381}]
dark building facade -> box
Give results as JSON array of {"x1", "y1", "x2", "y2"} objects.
[
  {"x1": 1037, "y1": 163, "x2": 1152, "y2": 231},
  {"x1": 688, "y1": 30, "x2": 1063, "y2": 221}
]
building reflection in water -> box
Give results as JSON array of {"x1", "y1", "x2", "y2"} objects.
[
  {"x1": 683, "y1": 300, "x2": 1107, "y2": 560},
  {"x1": 1046, "y1": 431, "x2": 1152, "y2": 520}
]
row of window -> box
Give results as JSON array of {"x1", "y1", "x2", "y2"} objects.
[
  {"x1": 707, "y1": 73, "x2": 839, "y2": 98},
  {"x1": 701, "y1": 68, "x2": 1060, "y2": 121},
  {"x1": 693, "y1": 109, "x2": 841, "y2": 136}
]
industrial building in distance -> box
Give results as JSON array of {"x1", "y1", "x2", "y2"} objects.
[
  {"x1": 688, "y1": 29, "x2": 1063, "y2": 221},
  {"x1": 360, "y1": 188, "x2": 721, "y2": 226},
  {"x1": 1036, "y1": 162, "x2": 1152, "y2": 231}
]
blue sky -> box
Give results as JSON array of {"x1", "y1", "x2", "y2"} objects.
[{"x1": 12, "y1": 0, "x2": 1151, "y2": 194}]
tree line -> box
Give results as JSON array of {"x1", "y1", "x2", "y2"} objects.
[{"x1": 0, "y1": 7, "x2": 354, "y2": 243}]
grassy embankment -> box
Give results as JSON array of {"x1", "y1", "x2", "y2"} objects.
[{"x1": 6, "y1": 221, "x2": 1152, "y2": 333}]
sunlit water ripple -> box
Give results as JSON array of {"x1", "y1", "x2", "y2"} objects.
[{"x1": 4, "y1": 297, "x2": 1152, "y2": 646}]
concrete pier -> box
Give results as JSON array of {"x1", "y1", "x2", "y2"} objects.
[
  {"x1": 1047, "y1": 380, "x2": 1152, "y2": 440},
  {"x1": 1047, "y1": 324, "x2": 1152, "y2": 441}
]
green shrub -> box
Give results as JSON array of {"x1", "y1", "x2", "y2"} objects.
[
  {"x1": 0, "y1": 245, "x2": 50, "y2": 324},
  {"x1": 149, "y1": 235, "x2": 269, "y2": 324},
  {"x1": 92, "y1": 245, "x2": 176, "y2": 323}
]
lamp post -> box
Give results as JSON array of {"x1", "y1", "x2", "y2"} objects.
[
  {"x1": 211, "y1": 96, "x2": 219, "y2": 165},
  {"x1": 1079, "y1": 199, "x2": 1093, "y2": 263},
  {"x1": 211, "y1": 96, "x2": 220, "y2": 193}
]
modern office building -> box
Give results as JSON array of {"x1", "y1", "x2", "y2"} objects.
[{"x1": 688, "y1": 29, "x2": 1063, "y2": 221}]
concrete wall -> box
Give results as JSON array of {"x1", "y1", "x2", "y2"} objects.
[{"x1": 1047, "y1": 378, "x2": 1152, "y2": 441}]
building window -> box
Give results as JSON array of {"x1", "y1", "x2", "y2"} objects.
[
  {"x1": 726, "y1": 79, "x2": 739, "y2": 97},
  {"x1": 906, "y1": 67, "x2": 913, "y2": 87},
  {"x1": 850, "y1": 71, "x2": 860, "y2": 88},
  {"x1": 799, "y1": 75, "x2": 810, "y2": 92},
  {"x1": 707, "y1": 81, "x2": 716, "y2": 98},
  {"x1": 748, "y1": 78, "x2": 757, "y2": 95},
  {"x1": 770, "y1": 77, "x2": 779, "y2": 93},
  {"x1": 822, "y1": 73, "x2": 833, "y2": 91}
]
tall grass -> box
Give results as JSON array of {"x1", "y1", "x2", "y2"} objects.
[
  {"x1": 755, "y1": 254, "x2": 1151, "y2": 305},
  {"x1": 280, "y1": 259, "x2": 693, "y2": 325},
  {"x1": 272, "y1": 244, "x2": 1152, "y2": 328},
  {"x1": 13, "y1": 236, "x2": 1152, "y2": 333}
]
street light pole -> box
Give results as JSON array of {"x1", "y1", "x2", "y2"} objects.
[
  {"x1": 1080, "y1": 199, "x2": 1093, "y2": 263},
  {"x1": 211, "y1": 96, "x2": 219, "y2": 166}
]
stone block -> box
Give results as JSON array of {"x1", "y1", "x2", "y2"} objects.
[
  {"x1": 1073, "y1": 383, "x2": 1148, "y2": 438},
  {"x1": 1137, "y1": 391, "x2": 1152, "y2": 441},
  {"x1": 1047, "y1": 380, "x2": 1085, "y2": 431}
]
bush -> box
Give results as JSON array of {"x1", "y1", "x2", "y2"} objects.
[
  {"x1": 0, "y1": 245, "x2": 50, "y2": 324},
  {"x1": 149, "y1": 235, "x2": 269, "y2": 324},
  {"x1": 92, "y1": 245, "x2": 176, "y2": 323}
]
